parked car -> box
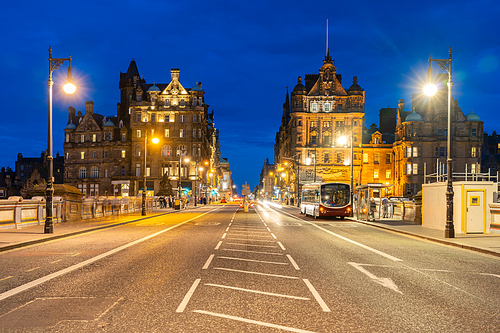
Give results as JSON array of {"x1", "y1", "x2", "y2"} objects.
[{"x1": 220, "y1": 198, "x2": 227, "y2": 203}]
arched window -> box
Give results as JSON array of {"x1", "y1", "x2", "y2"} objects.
[
  {"x1": 161, "y1": 145, "x2": 172, "y2": 157},
  {"x1": 79, "y1": 167, "x2": 87, "y2": 179},
  {"x1": 90, "y1": 166, "x2": 99, "y2": 178},
  {"x1": 177, "y1": 145, "x2": 187, "y2": 156}
]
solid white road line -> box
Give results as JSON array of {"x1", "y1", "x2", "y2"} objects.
[
  {"x1": 224, "y1": 242, "x2": 277, "y2": 248},
  {"x1": 264, "y1": 206, "x2": 403, "y2": 262},
  {"x1": 277, "y1": 242, "x2": 286, "y2": 250},
  {"x1": 214, "y1": 267, "x2": 299, "y2": 279},
  {"x1": 202, "y1": 254, "x2": 215, "y2": 269},
  {"x1": 217, "y1": 256, "x2": 288, "y2": 265},
  {"x1": 205, "y1": 283, "x2": 310, "y2": 300},
  {"x1": 0, "y1": 209, "x2": 217, "y2": 302},
  {"x1": 176, "y1": 278, "x2": 201, "y2": 313},
  {"x1": 287, "y1": 255, "x2": 300, "y2": 270},
  {"x1": 221, "y1": 249, "x2": 284, "y2": 255},
  {"x1": 225, "y1": 237, "x2": 275, "y2": 243},
  {"x1": 193, "y1": 310, "x2": 316, "y2": 333},
  {"x1": 215, "y1": 241, "x2": 222, "y2": 250},
  {"x1": 303, "y1": 279, "x2": 330, "y2": 312}
]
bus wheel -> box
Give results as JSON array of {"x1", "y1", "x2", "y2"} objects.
[{"x1": 339, "y1": 216, "x2": 345, "y2": 220}]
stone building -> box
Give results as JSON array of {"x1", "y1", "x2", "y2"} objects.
[
  {"x1": 274, "y1": 50, "x2": 366, "y2": 201},
  {"x1": 63, "y1": 60, "x2": 221, "y2": 198}
]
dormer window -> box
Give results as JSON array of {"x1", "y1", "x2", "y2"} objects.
[
  {"x1": 311, "y1": 102, "x2": 318, "y2": 112},
  {"x1": 137, "y1": 94, "x2": 142, "y2": 102},
  {"x1": 324, "y1": 103, "x2": 331, "y2": 112}
]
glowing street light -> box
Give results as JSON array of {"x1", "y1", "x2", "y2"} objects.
[
  {"x1": 142, "y1": 133, "x2": 159, "y2": 216},
  {"x1": 425, "y1": 47, "x2": 455, "y2": 238},
  {"x1": 45, "y1": 47, "x2": 76, "y2": 233}
]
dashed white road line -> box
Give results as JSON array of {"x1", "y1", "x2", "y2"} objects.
[
  {"x1": 214, "y1": 267, "x2": 299, "y2": 279},
  {"x1": 215, "y1": 241, "x2": 222, "y2": 250},
  {"x1": 202, "y1": 254, "x2": 215, "y2": 269},
  {"x1": 277, "y1": 242, "x2": 286, "y2": 250},
  {"x1": 271, "y1": 233, "x2": 277, "y2": 239},
  {"x1": 222, "y1": 233, "x2": 227, "y2": 239},
  {"x1": 193, "y1": 310, "x2": 316, "y2": 333},
  {"x1": 287, "y1": 255, "x2": 300, "y2": 270},
  {"x1": 303, "y1": 279, "x2": 331, "y2": 312},
  {"x1": 205, "y1": 283, "x2": 310, "y2": 300},
  {"x1": 176, "y1": 278, "x2": 201, "y2": 313}
]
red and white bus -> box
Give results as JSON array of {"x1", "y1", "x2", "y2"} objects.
[{"x1": 300, "y1": 182, "x2": 352, "y2": 219}]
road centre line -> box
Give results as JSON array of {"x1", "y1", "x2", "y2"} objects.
[
  {"x1": 217, "y1": 256, "x2": 288, "y2": 265},
  {"x1": 225, "y1": 227, "x2": 229, "y2": 231},
  {"x1": 214, "y1": 267, "x2": 299, "y2": 279},
  {"x1": 271, "y1": 233, "x2": 277, "y2": 239},
  {"x1": 0, "y1": 208, "x2": 217, "y2": 302},
  {"x1": 287, "y1": 255, "x2": 300, "y2": 270},
  {"x1": 205, "y1": 283, "x2": 309, "y2": 300},
  {"x1": 202, "y1": 254, "x2": 215, "y2": 269},
  {"x1": 224, "y1": 242, "x2": 278, "y2": 248},
  {"x1": 277, "y1": 242, "x2": 286, "y2": 250},
  {"x1": 267, "y1": 227, "x2": 272, "y2": 232},
  {"x1": 176, "y1": 278, "x2": 201, "y2": 313},
  {"x1": 222, "y1": 233, "x2": 227, "y2": 239},
  {"x1": 221, "y1": 248, "x2": 284, "y2": 255},
  {"x1": 263, "y1": 206, "x2": 403, "y2": 262},
  {"x1": 25, "y1": 267, "x2": 40, "y2": 272},
  {"x1": 193, "y1": 310, "x2": 316, "y2": 333},
  {"x1": 215, "y1": 241, "x2": 222, "y2": 250},
  {"x1": 303, "y1": 279, "x2": 330, "y2": 312}
]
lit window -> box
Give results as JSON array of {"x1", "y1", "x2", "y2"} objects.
[
  {"x1": 165, "y1": 129, "x2": 169, "y2": 137},
  {"x1": 471, "y1": 147, "x2": 477, "y2": 157},
  {"x1": 92, "y1": 134, "x2": 96, "y2": 142},
  {"x1": 374, "y1": 153, "x2": 379, "y2": 164},
  {"x1": 386, "y1": 170, "x2": 391, "y2": 179},
  {"x1": 413, "y1": 163, "x2": 418, "y2": 175},
  {"x1": 121, "y1": 150, "x2": 126, "y2": 158},
  {"x1": 180, "y1": 115, "x2": 185, "y2": 122},
  {"x1": 363, "y1": 153, "x2": 368, "y2": 163},
  {"x1": 407, "y1": 164, "x2": 412, "y2": 175},
  {"x1": 81, "y1": 135, "x2": 85, "y2": 143},
  {"x1": 180, "y1": 129, "x2": 185, "y2": 138},
  {"x1": 471, "y1": 164, "x2": 477, "y2": 173},
  {"x1": 413, "y1": 147, "x2": 418, "y2": 157},
  {"x1": 65, "y1": 134, "x2": 69, "y2": 142},
  {"x1": 407, "y1": 147, "x2": 412, "y2": 157},
  {"x1": 137, "y1": 130, "x2": 141, "y2": 138},
  {"x1": 374, "y1": 170, "x2": 379, "y2": 179},
  {"x1": 81, "y1": 152, "x2": 85, "y2": 160},
  {"x1": 311, "y1": 102, "x2": 318, "y2": 112},
  {"x1": 161, "y1": 145, "x2": 172, "y2": 157},
  {"x1": 146, "y1": 167, "x2": 151, "y2": 177}
]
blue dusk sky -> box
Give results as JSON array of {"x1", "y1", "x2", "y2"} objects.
[{"x1": 1, "y1": 0, "x2": 499, "y2": 192}]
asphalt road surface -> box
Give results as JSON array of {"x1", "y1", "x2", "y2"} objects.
[{"x1": 0, "y1": 203, "x2": 499, "y2": 332}]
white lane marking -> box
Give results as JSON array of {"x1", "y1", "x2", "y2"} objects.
[
  {"x1": 271, "y1": 233, "x2": 277, "y2": 239},
  {"x1": 287, "y1": 255, "x2": 300, "y2": 270},
  {"x1": 202, "y1": 254, "x2": 215, "y2": 269},
  {"x1": 205, "y1": 283, "x2": 309, "y2": 300},
  {"x1": 193, "y1": 310, "x2": 316, "y2": 333},
  {"x1": 221, "y1": 249, "x2": 283, "y2": 255},
  {"x1": 229, "y1": 231, "x2": 270, "y2": 235},
  {"x1": 217, "y1": 256, "x2": 288, "y2": 265},
  {"x1": 263, "y1": 223, "x2": 268, "y2": 226},
  {"x1": 225, "y1": 237, "x2": 275, "y2": 243},
  {"x1": 349, "y1": 262, "x2": 403, "y2": 294},
  {"x1": 267, "y1": 227, "x2": 272, "y2": 232},
  {"x1": 0, "y1": 276, "x2": 13, "y2": 282},
  {"x1": 176, "y1": 279, "x2": 201, "y2": 313},
  {"x1": 277, "y1": 242, "x2": 286, "y2": 250},
  {"x1": 268, "y1": 207, "x2": 403, "y2": 262},
  {"x1": 25, "y1": 267, "x2": 40, "y2": 272},
  {"x1": 480, "y1": 273, "x2": 500, "y2": 279},
  {"x1": 214, "y1": 267, "x2": 299, "y2": 279},
  {"x1": 215, "y1": 241, "x2": 222, "y2": 250},
  {"x1": 0, "y1": 209, "x2": 217, "y2": 302},
  {"x1": 229, "y1": 223, "x2": 232, "y2": 226},
  {"x1": 222, "y1": 233, "x2": 227, "y2": 239},
  {"x1": 225, "y1": 227, "x2": 229, "y2": 232},
  {"x1": 226, "y1": 234, "x2": 272, "y2": 239},
  {"x1": 303, "y1": 279, "x2": 331, "y2": 312},
  {"x1": 224, "y1": 242, "x2": 277, "y2": 248}
]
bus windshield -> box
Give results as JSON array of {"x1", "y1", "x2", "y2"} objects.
[{"x1": 321, "y1": 183, "x2": 350, "y2": 207}]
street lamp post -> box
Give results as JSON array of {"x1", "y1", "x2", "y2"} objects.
[
  {"x1": 424, "y1": 47, "x2": 454, "y2": 238},
  {"x1": 142, "y1": 132, "x2": 159, "y2": 216},
  {"x1": 45, "y1": 47, "x2": 76, "y2": 234}
]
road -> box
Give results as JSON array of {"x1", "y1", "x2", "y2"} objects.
[{"x1": 0, "y1": 203, "x2": 499, "y2": 332}]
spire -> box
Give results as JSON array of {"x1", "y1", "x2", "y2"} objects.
[
  {"x1": 323, "y1": 19, "x2": 333, "y2": 64},
  {"x1": 124, "y1": 59, "x2": 140, "y2": 79}
]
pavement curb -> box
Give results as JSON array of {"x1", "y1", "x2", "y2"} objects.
[
  {"x1": 349, "y1": 217, "x2": 500, "y2": 258},
  {"x1": 0, "y1": 208, "x2": 197, "y2": 253}
]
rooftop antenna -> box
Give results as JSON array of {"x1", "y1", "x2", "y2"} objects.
[{"x1": 326, "y1": 19, "x2": 329, "y2": 55}]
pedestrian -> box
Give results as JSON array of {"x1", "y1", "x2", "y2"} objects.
[
  {"x1": 370, "y1": 198, "x2": 376, "y2": 219},
  {"x1": 185, "y1": 197, "x2": 189, "y2": 209},
  {"x1": 382, "y1": 197, "x2": 389, "y2": 218}
]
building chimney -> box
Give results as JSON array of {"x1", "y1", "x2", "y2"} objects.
[
  {"x1": 68, "y1": 106, "x2": 76, "y2": 123},
  {"x1": 85, "y1": 101, "x2": 94, "y2": 115}
]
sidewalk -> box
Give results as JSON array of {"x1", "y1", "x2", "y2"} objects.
[
  {"x1": 0, "y1": 206, "x2": 199, "y2": 252},
  {"x1": 280, "y1": 203, "x2": 500, "y2": 258}
]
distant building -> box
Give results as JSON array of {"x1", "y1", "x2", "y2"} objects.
[
  {"x1": 63, "y1": 60, "x2": 222, "y2": 198},
  {"x1": 257, "y1": 158, "x2": 275, "y2": 200}
]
